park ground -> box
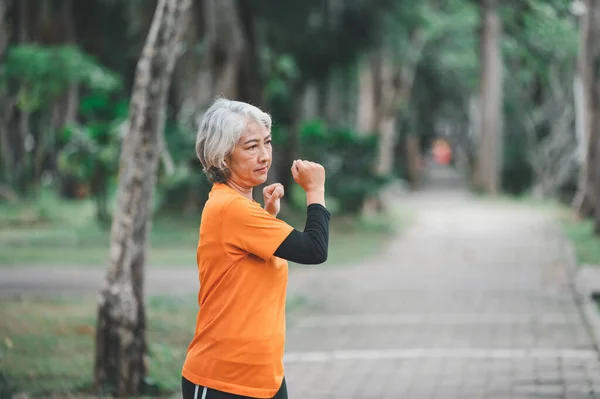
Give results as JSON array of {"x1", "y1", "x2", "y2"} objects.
[{"x1": 2, "y1": 166, "x2": 600, "y2": 398}]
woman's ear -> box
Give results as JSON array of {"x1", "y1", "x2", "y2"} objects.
[{"x1": 224, "y1": 152, "x2": 233, "y2": 166}]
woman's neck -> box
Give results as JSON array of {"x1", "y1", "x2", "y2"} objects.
[{"x1": 226, "y1": 180, "x2": 253, "y2": 200}]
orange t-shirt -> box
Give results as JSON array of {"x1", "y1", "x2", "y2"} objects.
[{"x1": 182, "y1": 183, "x2": 294, "y2": 398}]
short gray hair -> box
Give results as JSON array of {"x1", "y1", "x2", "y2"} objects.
[{"x1": 195, "y1": 98, "x2": 272, "y2": 183}]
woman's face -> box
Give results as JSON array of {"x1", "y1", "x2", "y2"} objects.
[{"x1": 226, "y1": 119, "x2": 272, "y2": 189}]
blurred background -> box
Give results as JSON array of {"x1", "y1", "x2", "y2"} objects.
[{"x1": 1, "y1": 0, "x2": 600, "y2": 398}]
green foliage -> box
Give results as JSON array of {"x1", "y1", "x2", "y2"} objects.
[
  {"x1": 55, "y1": 91, "x2": 127, "y2": 221},
  {"x1": 408, "y1": 0, "x2": 479, "y2": 165},
  {"x1": 407, "y1": 0, "x2": 578, "y2": 198},
  {"x1": 502, "y1": 0, "x2": 577, "y2": 89},
  {"x1": 299, "y1": 120, "x2": 388, "y2": 214},
  {"x1": 262, "y1": 51, "x2": 302, "y2": 127},
  {"x1": 155, "y1": 122, "x2": 211, "y2": 214},
  {"x1": 0, "y1": 43, "x2": 124, "y2": 198},
  {"x1": 0, "y1": 0, "x2": 586, "y2": 220},
  {"x1": 57, "y1": 93, "x2": 125, "y2": 185},
  {"x1": 156, "y1": 164, "x2": 212, "y2": 215},
  {"x1": 501, "y1": 126, "x2": 534, "y2": 195},
  {"x1": 2, "y1": 45, "x2": 121, "y2": 112},
  {"x1": 248, "y1": 0, "x2": 397, "y2": 81},
  {"x1": 0, "y1": 371, "x2": 17, "y2": 399},
  {"x1": 429, "y1": 1, "x2": 480, "y2": 88},
  {"x1": 496, "y1": 0, "x2": 578, "y2": 196},
  {"x1": 57, "y1": 126, "x2": 116, "y2": 184}
]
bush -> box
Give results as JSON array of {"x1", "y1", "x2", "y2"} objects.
[
  {"x1": 156, "y1": 123, "x2": 212, "y2": 215},
  {"x1": 298, "y1": 120, "x2": 389, "y2": 214},
  {"x1": 156, "y1": 162, "x2": 212, "y2": 215},
  {"x1": 501, "y1": 117, "x2": 534, "y2": 196}
]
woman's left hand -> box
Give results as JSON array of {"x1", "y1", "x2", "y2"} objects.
[{"x1": 263, "y1": 183, "x2": 284, "y2": 217}]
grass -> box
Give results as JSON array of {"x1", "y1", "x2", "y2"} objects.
[
  {"x1": 0, "y1": 190, "x2": 408, "y2": 268},
  {"x1": 559, "y1": 213, "x2": 600, "y2": 267},
  {"x1": 0, "y1": 189, "x2": 409, "y2": 396},
  {"x1": 528, "y1": 197, "x2": 600, "y2": 267},
  {"x1": 0, "y1": 191, "x2": 201, "y2": 267},
  {"x1": 0, "y1": 294, "x2": 307, "y2": 398},
  {"x1": 494, "y1": 193, "x2": 600, "y2": 267}
]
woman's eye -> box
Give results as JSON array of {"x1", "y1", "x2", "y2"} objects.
[
  {"x1": 248, "y1": 145, "x2": 258, "y2": 150},
  {"x1": 265, "y1": 140, "x2": 272, "y2": 146}
]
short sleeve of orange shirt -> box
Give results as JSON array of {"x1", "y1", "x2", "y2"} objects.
[
  {"x1": 182, "y1": 183, "x2": 295, "y2": 398},
  {"x1": 223, "y1": 195, "x2": 294, "y2": 261}
]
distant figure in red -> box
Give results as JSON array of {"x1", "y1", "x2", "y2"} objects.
[{"x1": 432, "y1": 139, "x2": 452, "y2": 165}]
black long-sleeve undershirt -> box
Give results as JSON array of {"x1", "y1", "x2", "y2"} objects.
[{"x1": 274, "y1": 204, "x2": 330, "y2": 264}]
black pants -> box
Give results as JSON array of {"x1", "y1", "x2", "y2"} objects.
[{"x1": 182, "y1": 376, "x2": 288, "y2": 399}]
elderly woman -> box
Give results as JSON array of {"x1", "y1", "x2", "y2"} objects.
[{"x1": 181, "y1": 98, "x2": 330, "y2": 399}]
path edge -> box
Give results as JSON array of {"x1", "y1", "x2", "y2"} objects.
[{"x1": 563, "y1": 233, "x2": 600, "y2": 355}]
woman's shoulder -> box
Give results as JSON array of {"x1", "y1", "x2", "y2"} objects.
[{"x1": 204, "y1": 189, "x2": 256, "y2": 218}]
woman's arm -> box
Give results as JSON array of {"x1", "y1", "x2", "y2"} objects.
[{"x1": 273, "y1": 204, "x2": 330, "y2": 264}]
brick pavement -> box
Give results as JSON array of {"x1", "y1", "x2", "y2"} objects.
[
  {"x1": 2, "y1": 167, "x2": 599, "y2": 398},
  {"x1": 283, "y1": 168, "x2": 600, "y2": 398}
]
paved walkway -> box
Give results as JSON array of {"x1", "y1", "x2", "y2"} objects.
[
  {"x1": 3, "y1": 167, "x2": 600, "y2": 398},
  {"x1": 282, "y1": 168, "x2": 600, "y2": 398}
]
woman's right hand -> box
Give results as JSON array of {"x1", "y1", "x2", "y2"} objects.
[{"x1": 291, "y1": 160, "x2": 325, "y2": 194}]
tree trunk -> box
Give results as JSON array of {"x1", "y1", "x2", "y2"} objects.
[
  {"x1": 360, "y1": 30, "x2": 424, "y2": 214},
  {"x1": 59, "y1": 0, "x2": 79, "y2": 127},
  {"x1": 203, "y1": 0, "x2": 245, "y2": 99},
  {"x1": 590, "y1": 0, "x2": 600, "y2": 233},
  {"x1": 13, "y1": 0, "x2": 28, "y2": 191},
  {"x1": 18, "y1": 0, "x2": 27, "y2": 42},
  {"x1": 0, "y1": 0, "x2": 13, "y2": 184},
  {"x1": 375, "y1": 117, "x2": 397, "y2": 177},
  {"x1": 523, "y1": 64, "x2": 577, "y2": 200},
  {"x1": 574, "y1": 3, "x2": 588, "y2": 166},
  {"x1": 466, "y1": 95, "x2": 480, "y2": 184},
  {"x1": 374, "y1": 30, "x2": 424, "y2": 178},
  {"x1": 301, "y1": 83, "x2": 319, "y2": 121},
  {"x1": 595, "y1": 95, "x2": 600, "y2": 232},
  {"x1": 374, "y1": 53, "x2": 400, "y2": 177},
  {"x1": 274, "y1": 87, "x2": 302, "y2": 205},
  {"x1": 174, "y1": 0, "x2": 257, "y2": 129},
  {"x1": 475, "y1": 0, "x2": 503, "y2": 195},
  {"x1": 237, "y1": 0, "x2": 264, "y2": 106},
  {"x1": 573, "y1": 0, "x2": 598, "y2": 219},
  {"x1": 172, "y1": 0, "x2": 253, "y2": 211},
  {"x1": 405, "y1": 135, "x2": 421, "y2": 190},
  {"x1": 356, "y1": 54, "x2": 378, "y2": 135},
  {"x1": 0, "y1": 97, "x2": 15, "y2": 185},
  {"x1": 172, "y1": 0, "x2": 204, "y2": 129},
  {"x1": 0, "y1": 0, "x2": 9, "y2": 57},
  {"x1": 325, "y1": 72, "x2": 344, "y2": 126},
  {"x1": 27, "y1": 0, "x2": 80, "y2": 187},
  {"x1": 93, "y1": 0, "x2": 190, "y2": 396}
]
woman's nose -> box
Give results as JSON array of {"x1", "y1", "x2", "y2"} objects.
[{"x1": 259, "y1": 146, "x2": 270, "y2": 162}]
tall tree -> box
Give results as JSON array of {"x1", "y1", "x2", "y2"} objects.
[
  {"x1": 356, "y1": 3, "x2": 427, "y2": 212},
  {"x1": 0, "y1": 0, "x2": 9, "y2": 57},
  {"x1": 0, "y1": 0, "x2": 11, "y2": 179},
  {"x1": 475, "y1": 0, "x2": 504, "y2": 195},
  {"x1": 572, "y1": 0, "x2": 596, "y2": 218},
  {"x1": 589, "y1": 0, "x2": 600, "y2": 233},
  {"x1": 174, "y1": 0, "x2": 260, "y2": 132},
  {"x1": 93, "y1": 0, "x2": 190, "y2": 396}
]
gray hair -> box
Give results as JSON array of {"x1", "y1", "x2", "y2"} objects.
[{"x1": 195, "y1": 98, "x2": 272, "y2": 183}]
